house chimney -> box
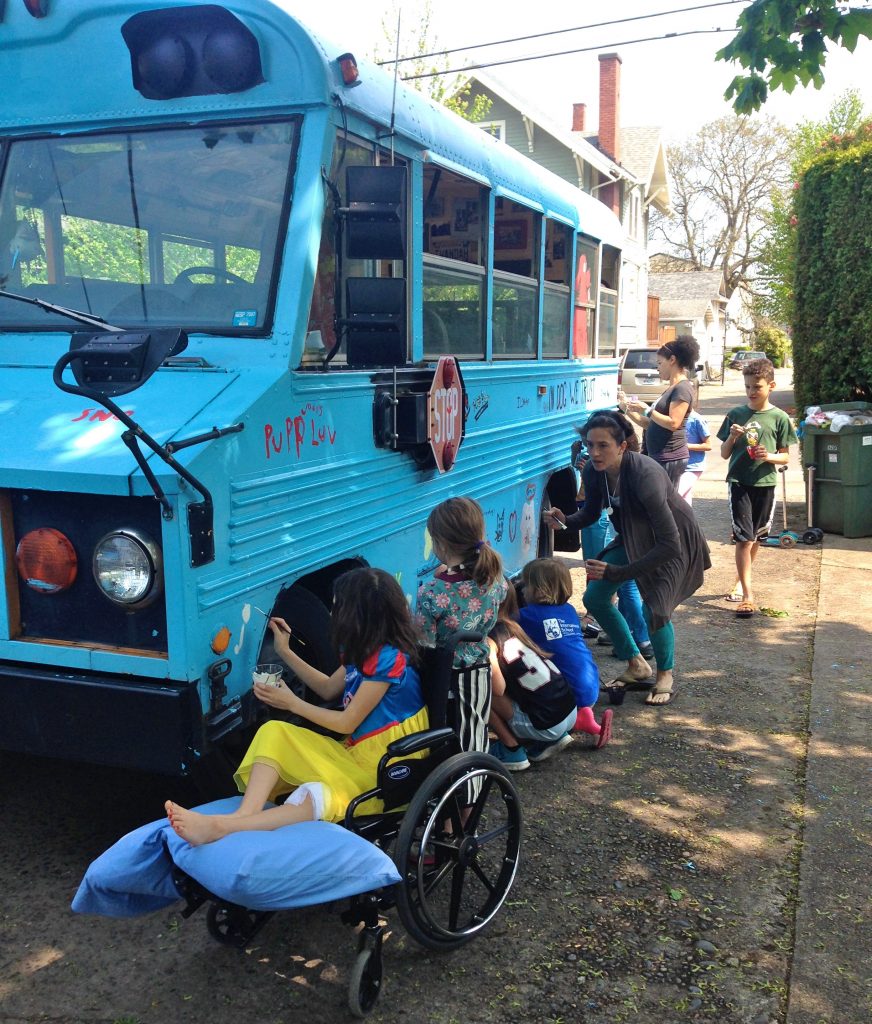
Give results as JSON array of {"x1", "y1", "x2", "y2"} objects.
[
  {"x1": 598, "y1": 52, "x2": 621, "y2": 162},
  {"x1": 572, "y1": 102, "x2": 586, "y2": 132}
]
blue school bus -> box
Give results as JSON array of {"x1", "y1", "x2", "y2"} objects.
[{"x1": 0, "y1": 1, "x2": 621, "y2": 775}]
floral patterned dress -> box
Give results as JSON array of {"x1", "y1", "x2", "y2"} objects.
[
  {"x1": 415, "y1": 570, "x2": 508, "y2": 668},
  {"x1": 416, "y1": 571, "x2": 508, "y2": 796}
]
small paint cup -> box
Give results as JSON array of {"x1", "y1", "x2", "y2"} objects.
[
  {"x1": 605, "y1": 685, "x2": 626, "y2": 706},
  {"x1": 253, "y1": 662, "x2": 283, "y2": 688}
]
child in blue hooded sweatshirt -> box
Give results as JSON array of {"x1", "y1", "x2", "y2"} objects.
[{"x1": 520, "y1": 557, "x2": 613, "y2": 746}]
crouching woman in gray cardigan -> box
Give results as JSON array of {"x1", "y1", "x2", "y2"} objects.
[{"x1": 548, "y1": 411, "x2": 711, "y2": 706}]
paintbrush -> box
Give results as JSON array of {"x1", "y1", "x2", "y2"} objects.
[{"x1": 253, "y1": 606, "x2": 306, "y2": 645}]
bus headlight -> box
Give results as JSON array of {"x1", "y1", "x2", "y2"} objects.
[{"x1": 93, "y1": 530, "x2": 162, "y2": 608}]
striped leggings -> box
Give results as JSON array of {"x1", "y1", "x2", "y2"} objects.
[{"x1": 447, "y1": 661, "x2": 491, "y2": 803}]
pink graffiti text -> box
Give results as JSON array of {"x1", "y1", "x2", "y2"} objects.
[{"x1": 264, "y1": 404, "x2": 337, "y2": 460}]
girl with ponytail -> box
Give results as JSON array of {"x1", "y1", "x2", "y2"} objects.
[{"x1": 416, "y1": 497, "x2": 507, "y2": 765}]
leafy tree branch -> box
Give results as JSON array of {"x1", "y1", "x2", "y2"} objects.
[{"x1": 718, "y1": 1, "x2": 872, "y2": 113}]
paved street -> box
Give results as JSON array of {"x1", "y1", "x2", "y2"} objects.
[{"x1": 0, "y1": 367, "x2": 869, "y2": 1024}]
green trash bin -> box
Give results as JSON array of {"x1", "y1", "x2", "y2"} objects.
[{"x1": 801, "y1": 402, "x2": 872, "y2": 538}]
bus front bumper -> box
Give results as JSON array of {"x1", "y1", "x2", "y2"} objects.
[{"x1": 0, "y1": 662, "x2": 203, "y2": 775}]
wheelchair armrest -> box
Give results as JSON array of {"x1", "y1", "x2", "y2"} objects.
[{"x1": 385, "y1": 727, "x2": 454, "y2": 758}]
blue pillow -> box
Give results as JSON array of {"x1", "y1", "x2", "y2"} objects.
[
  {"x1": 73, "y1": 797, "x2": 401, "y2": 917},
  {"x1": 71, "y1": 813, "x2": 188, "y2": 918}
]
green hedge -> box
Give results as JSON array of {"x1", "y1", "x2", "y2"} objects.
[{"x1": 793, "y1": 140, "x2": 872, "y2": 413}]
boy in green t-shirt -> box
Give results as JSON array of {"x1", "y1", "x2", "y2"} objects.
[{"x1": 717, "y1": 359, "x2": 797, "y2": 617}]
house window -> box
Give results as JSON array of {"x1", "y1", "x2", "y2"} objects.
[
  {"x1": 477, "y1": 120, "x2": 506, "y2": 142},
  {"x1": 422, "y1": 165, "x2": 487, "y2": 358},
  {"x1": 620, "y1": 263, "x2": 637, "y2": 317},
  {"x1": 628, "y1": 191, "x2": 643, "y2": 240}
]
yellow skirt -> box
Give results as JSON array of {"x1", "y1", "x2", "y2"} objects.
[{"x1": 233, "y1": 707, "x2": 429, "y2": 822}]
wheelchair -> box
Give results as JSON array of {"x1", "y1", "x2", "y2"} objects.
[{"x1": 170, "y1": 632, "x2": 524, "y2": 1017}]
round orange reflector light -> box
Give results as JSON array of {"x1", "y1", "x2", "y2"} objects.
[
  {"x1": 16, "y1": 528, "x2": 78, "y2": 594},
  {"x1": 211, "y1": 626, "x2": 231, "y2": 654}
]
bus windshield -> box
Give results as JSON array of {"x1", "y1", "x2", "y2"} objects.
[{"x1": 0, "y1": 120, "x2": 298, "y2": 334}]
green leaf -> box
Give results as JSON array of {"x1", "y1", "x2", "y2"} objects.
[
  {"x1": 668, "y1": 888, "x2": 684, "y2": 901},
  {"x1": 838, "y1": 10, "x2": 872, "y2": 52}
]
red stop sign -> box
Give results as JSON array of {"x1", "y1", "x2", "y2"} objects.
[{"x1": 428, "y1": 356, "x2": 465, "y2": 473}]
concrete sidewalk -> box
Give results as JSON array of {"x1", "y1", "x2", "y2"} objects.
[
  {"x1": 691, "y1": 369, "x2": 871, "y2": 1023},
  {"x1": 786, "y1": 533, "x2": 872, "y2": 1024}
]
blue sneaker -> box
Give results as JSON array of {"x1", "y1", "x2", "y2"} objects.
[
  {"x1": 527, "y1": 732, "x2": 573, "y2": 763},
  {"x1": 489, "y1": 740, "x2": 530, "y2": 772}
]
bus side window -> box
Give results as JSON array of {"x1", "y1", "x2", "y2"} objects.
[
  {"x1": 305, "y1": 228, "x2": 337, "y2": 358},
  {"x1": 304, "y1": 140, "x2": 406, "y2": 367},
  {"x1": 598, "y1": 244, "x2": 620, "y2": 357},
  {"x1": 422, "y1": 165, "x2": 487, "y2": 360},
  {"x1": 493, "y1": 200, "x2": 540, "y2": 358},
  {"x1": 543, "y1": 220, "x2": 572, "y2": 357},
  {"x1": 572, "y1": 234, "x2": 598, "y2": 358}
]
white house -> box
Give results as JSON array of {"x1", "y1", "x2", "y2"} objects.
[{"x1": 648, "y1": 266, "x2": 755, "y2": 374}]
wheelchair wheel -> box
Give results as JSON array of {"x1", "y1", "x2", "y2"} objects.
[
  {"x1": 206, "y1": 902, "x2": 273, "y2": 947},
  {"x1": 394, "y1": 752, "x2": 522, "y2": 951},
  {"x1": 347, "y1": 935, "x2": 383, "y2": 1018}
]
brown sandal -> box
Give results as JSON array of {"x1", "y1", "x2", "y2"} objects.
[
  {"x1": 735, "y1": 602, "x2": 756, "y2": 618},
  {"x1": 645, "y1": 682, "x2": 675, "y2": 706}
]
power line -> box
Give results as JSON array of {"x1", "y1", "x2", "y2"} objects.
[
  {"x1": 378, "y1": 0, "x2": 748, "y2": 66},
  {"x1": 403, "y1": 28, "x2": 734, "y2": 81}
]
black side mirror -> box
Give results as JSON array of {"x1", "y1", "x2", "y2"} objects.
[
  {"x1": 345, "y1": 278, "x2": 406, "y2": 367},
  {"x1": 345, "y1": 165, "x2": 407, "y2": 260},
  {"x1": 56, "y1": 329, "x2": 188, "y2": 398}
]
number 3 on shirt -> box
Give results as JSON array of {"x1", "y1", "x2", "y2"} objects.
[{"x1": 501, "y1": 637, "x2": 554, "y2": 692}]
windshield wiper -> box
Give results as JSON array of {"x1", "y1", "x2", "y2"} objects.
[{"x1": 0, "y1": 287, "x2": 122, "y2": 332}]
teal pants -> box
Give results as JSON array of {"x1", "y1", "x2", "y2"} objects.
[{"x1": 583, "y1": 545, "x2": 675, "y2": 670}]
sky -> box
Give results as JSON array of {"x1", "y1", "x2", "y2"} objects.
[{"x1": 294, "y1": 0, "x2": 872, "y2": 143}]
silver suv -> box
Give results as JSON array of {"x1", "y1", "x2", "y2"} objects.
[
  {"x1": 728, "y1": 349, "x2": 767, "y2": 370},
  {"x1": 618, "y1": 347, "x2": 699, "y2": 408}
]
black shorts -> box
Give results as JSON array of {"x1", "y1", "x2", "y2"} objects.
[
  {"x1": 655, "y1": 458, "x2": 688, "y2": 486},
  {"x1": 729, "y1": 483, "x2": 776, "y2": 542}
]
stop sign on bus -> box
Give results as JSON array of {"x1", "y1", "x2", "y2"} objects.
[{"x1": 428, "y1": 356, "x2": 465, "y2": 473}]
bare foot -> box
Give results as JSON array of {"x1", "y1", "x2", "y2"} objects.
[{"x1": 165, "y1": 800, "x2": 228, "y2": 846}]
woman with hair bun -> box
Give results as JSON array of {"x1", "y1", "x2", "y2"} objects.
[
  {"x1": 546, "y1": 411, "x2": 710, "y2": 706},
  {"x1": 621, "y1": 335, "x2": 700, "y2": 485}
]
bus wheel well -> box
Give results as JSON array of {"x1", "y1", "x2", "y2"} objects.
[
  {"x1": 262, "y1": 561, "x2": 368, "y2": 680},
  {"x1": 543, "y1": 467, "x2": 580, "y2": 555},
  {"x1": 287, "y1": 559, "x2": 368, "y2": 610}
]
